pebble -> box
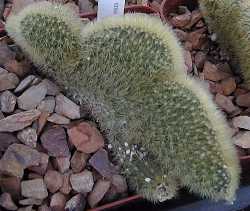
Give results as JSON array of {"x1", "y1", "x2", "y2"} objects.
[
  {"x1": 21, "y1": 179, "x2": 48, "y2": 200},
  {"x1": 0, "y1": 90, "x2": 16, "y2": 113},
  {"x1": 88, "y1": 180, "x2": 111, "y2": 208},
  {"x1": 0, "y1": 109, "x2": 41, "y2": 132},
  {"x1": 67, "y1": 122, "x2": 104, "y2": 153},
  {"x1": 215, "y1": 94, "x2": 239, "y2": 114},
  {"x1": 41, "y1": 127, "x2": 70, "y2": 157},
  {"x1": 0, "y1": 132, "x2": 19, "y2": 152},
  {"x1": 70, "y1": 151, "x2": 89, "y2": 173},
  {"x1": 194, "y1": 51, "x2": 206, "y2": 69},
  {"x1": 0, "y1": 192, "x2": 18, "y2": 210},
  {"x1": 18, "y1": 82, "x2": 47, "y2": 110},
  {"x1": 111, "y1": 174, "x2": 128, "y2": 194},
  {"x1": 236, "y1": 92, "x2": 250, "y2": 107},
  {"x1": 50, "y1": 192, "x2": 67, "y2": 211},
  {"x1": 17, "y1": 127, "x2": 37, "y2": 148},
  {"x1": 70, "y1": 170, "x2": 94, "y2": 193},
  {"x1": 60, "y1": 171, "x2": 72, "y2": 195},
  {"x1": 44, "y1": 170, "x2": 63, "y2": 193},
  {"x1": 4, "y1": 59, "x2": 30, "y2": 77},
  {"x1": 52, "y1": 156, "x2": 70, "y2": 173},
  {"x1": 233, "y1": 116, "x2": 250, "y2": 130},
  {"x1": 203, "y1": 61, "x2": 231, "y2": 81},
  {"x1": 0, "y1": 144, "x2": 41, "y2": 177},
  {"x1": 37, "y1": 96, "x2": 55, "y2": 113},
  {"x1": 234, "y1": 132, "x2": 250, "y2": 149},
  {"x1": 55, "y1": 94, "x2": 80, "y2": 120},
  {"x1": 220, "y1": 77, "x2": 236, "y2": 96},
  {"x1": 171, "y1": 12, "x2": 191, "y2": 28},
  {"x1": 0, "y1": 72, "x2": 19, "y2": 92},
  {"x1": 89, "y1": 149, "x2": 113, "y2": 179},
  {"x1": 65, "y1": 194, "x2": 86, "y2": 211},
  {"x1": 0, "y1": 177, "x2": 21, "y2": 201},
  {"x1": 19, "y1": 198, "x2": 43, "y2": 206},
  {"x1": 14, "y1": 75, "x2": 36, "y2": 93},
  {"x1": 42, "y1": 79, "x2": 60, "y2": 96},
  {"x1": 47, "y1": 113, "x2": 70, "y2": 125},
  {"x1": 28, "y1": 152, "x2": 49, "y2": 176}
]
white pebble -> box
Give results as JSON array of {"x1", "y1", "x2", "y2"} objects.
[{"x1": 145, "y1": 178, "x2": 151, "y2": 183}]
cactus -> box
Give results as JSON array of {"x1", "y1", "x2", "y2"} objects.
[
  {"x1": 199, "y1": 0, "x2": 250, "y2": 85},
  {"x1": 6, "y1": 1, "x2": 240, "y2": 203},
  {"x1": 6, "y1": 1, "x2": 83, "y2": 70}
]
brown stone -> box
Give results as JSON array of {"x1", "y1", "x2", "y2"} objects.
[
  {"x1": 236, "y1": 92, "x2": 250, "y2": 107},
  {"x1": 0, "y1": 132, "x2": 19, "y2": 152},
  {"x1": 0, "y1": 177, "x2": 21, "y2": 201},
  {"x1": 0, "y1": 90, "x2": 16, "y2": 113},
  {"x1": 28, "y1": 152, "x2": 49, "y2": 175},
  {"x1": 70, "y1": 151, "x2": 89, "y2": 173},
  {"x1": 194, "y1": 51, "x2": 206, "y2": 69},
  {"x1": 187, "y1": 28, "x2": 207, "y2": 50},
  {"x1": 186, "y1": 9, "x2": 202, "y2": 28},
  {"x1": 220, "y1": 77, "x2": 236, "y2": 96},
  {"x1": 0, "y1": 72, "x2": 19, "y2": 92},
  {"x1": 37, "y1": 112, "x2": 49, "y2": 135},
  {"x1": 17, "y1": 127, "x2": 37, "y2": 148},
  {"x1": 215, "y1": 94, "x2": 239, "y2": 114},
  {"x1": 4, "y1": 59, "x2": 30, "y2": 77},
  {"x1": 44, "y1": 170, "x2": 63, "y2": 193},
  {"x1": 47, "y1": 113, "x2": 70, "y2": 125},
  {"x1": 60, "y1": 171, "x2": 72, "y2": 195},
  {"x1": 70, "y1": 170, "x2": 94, "y2": 193},
  {"x1": 68, "y1": 122, "x2": 104, "y2": 153},
  {"x1": 111, "y1": 175, "x2": 128, "y2": 194},
  {"x1": 203, "y1": 61, "x2": 231, "y2": 81},
  {"x1": 0, "y1": 144, "x2": 41, "y2": 177},
  {"x1": 50, "y1": 192, "x2": 67, "y2": 211},
  {"x1": 65, "y1": 194, "x2": 86, "y2": 211},
  {"x1": 0, "y1": 109, "x2": 41, "y2": 132},
  {"x1": 233, "y1": 116, "x2": 250, "y2": 130},
  {"x1": 18, "y1": 82, "x2": 47, "y2": 110},
  {"x1": 21, "y1": 179, "x2": 48, "y2": 200},
  {"x1": 87, "y1": 180, "x2": 111, "y2": 208},
  {"x1": 89, "y1": 149, "x2": 113, "y2": 179},
  {"x1": 37, "y1": 96, "x2": 55, "y2": 113},
  {"x1": 209, "y1": 82, "x2": 223, "y2": 95},
  {"x1": 52, "y1": 156, "x2": 70, "y2": 173},
  {"x1": 170, "y1": 12, "x2": 191, "y2": 28},
  {"x1": 0, "y1": 192, "x2": 18, "y2": 210},
  {"x1": 55, "y1": 94, "x2": 80, "y2": 120},
  {"x1": 41, "y1": 127, "x2": 70, "y2": 157}
]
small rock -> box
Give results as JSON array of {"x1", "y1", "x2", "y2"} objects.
[
  {"x1": 4, "y1": 59, "x2": 30, "y2": 77},
  {"x1": 0, "y1": 132, "x2": 19, "y2": 152},
  {"x1": 37, "y1": 112, "x2": 49, "y2": 135},
  {"x1": 70, "y1": 170, "x2": 94, "y2": 193},
  {"x1": 65, "y1": 194, "x2": 86, "y2": 211},
  {"x1": 28, "y1": 152, "x2": 49, "y2": 175},
  {"x1": 52, "y1": 156, "x2": 70, "y2": 173},
  {"x1": 203, "y1": 61, "x2": 231, "y2": 81},
  {"x1": 18, "y1": 83, "x2": 47, "y2": 110},
  {"x1": 185, "y1": 9, "x2": 202, "y2": 28},
  {"x1": 55, "y1": 94, "x2": 80, "y2": 120},
  {"x1": 173, "y1": 29, "x2": 187, "y2": 42},
  {"x1": 0, "y1": 144, "x2": 41, "y2": 177},
  {"x1": 37, "y1": 97, "x2": 55, "y2": 113},
  {"x1": 21, "y1": 179, "x2": 48, "y2": 200},
  {"x1": 0, "y1": 91, "x2": 16, "y2": 113},
  {"x1": 187, "y1": 28, "x2": 207, "y2": 50},
  {"x1": 0, "y1": 72, "x2": 19, "y2": 91},
  {"x1": 0, "y1": 43, "x2": 15, "y2": 66},
  {"x1": 67, "y1": 122, "x2": 104, "y2": 153},
  {"x1": 50, "y1": 192, "x2": 67, "y2": 211},
  {"x1": 14, "y1": 75, "x2": 36, "y2": 93},
  {"x1": 38, "y1": 205, "x2": 51, "y2": 211},
  {"x1": 47, "y1": 113, "x2": 70, "y2": 125},
  {"x1": 220, "y1": 77, "x2": 236, "y2": 96},
  {"x1": 171, "y1": 12, "x2": 191, "y2": 28},
  {"x1": 88, "y1": 180, "x2": 111, "y2": 208},
  {"x1": 19, "y1": 198, "x2": 43, "y2": 206},
  {"x1": 209, "y1": 81, "x2": 223, "y2": 94},
  {"x1": 41, "y1": 127, "x2": 70, "y2": 157},
  {"x1": 0, "y1": 192, "x2": 18, "y2": 210},
  {"x1": 44, "y1": 170, "x2": 63, "y2": 193},
  {"x1": 233, "y1": 116, "x2": 250, "y2": 130},
  {"x1": 42, "y1": 79, "x2": 60, "y2": 96},
  {"x1": 215, "y1": 94, "x2": 239, "y2": 114},
  {"x1": 0, "y1": 109, "x2": 41, "y2": 132},
  {"x1": 89, "y1": 149, "x2": 113, "y2": 178},
  {"x1": 236, "y1": 92, "x2": 250, "y2": 107},
  {"x1": 111, "y1": 175, "x2": 128, "y2": 194},
  {"x1": 71, "y1": 151, "x2": 89, "y2": 173},
  {"x1": 184, "y1": 50, "x2": 192, "y2": 73},
  {"x1": 0, "y1": 177, "x2": 21, "y2": 201},
  {"x1": 60, "y1": 171, "x2": 72, "y2": 195},
  {"x1": 17, "y1": 127, "x2": 37, "y2": 148},
  {"x1": 194, "y1": 51, "x2": 206, "y2": 69},
  {"x1": 217, "y1": 62, "x2": 232, "y2": 74},
  {"x1": 17, "y1": 206, "x2": 34, "y2": 211},
  {"x1": 234, "y1": 132, "x2": 250, "y2": 148}
]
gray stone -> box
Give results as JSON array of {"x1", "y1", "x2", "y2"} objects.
[
  {"x1": 47, "y1": 113, "x2": 70, "y2": 125},
  {"x1": 50, "y1": 192, "x2": 67, "y2": 211},
  {"x1": 37, "y1": 96, "x2": 55, "y2": 113},
  {"x1": 42, "y1": 79, "x2": 60, "y2": 96},
  {"x1": 65, "y1": 194, "x2": 86, "y2": 211},
  {"x1": 17, "y1": 127, "x2": 37, "y2": 148},
  {"x1": 70, "y1": 170, "x2": 94, "y2": 193},
  {"x1": 0, "y1": 73, "x2": 19, "y2": 91},
  {"x1": 233, "y1": 116, "x2": 250, "y2": 130},
  {"x1": 21, "y1": 179, "x2": 48, "y2": 200},
  {"x1": 19, "y1": 198, "x2": 43, "y2": 206},
  {"x1": 0, "y1": 192, "x2": 18, "y2": 210},
  {"x1": 0, "y1": 91, "x2": 16, "y2": 113},
  {"x1": 44, "y1": 170, "x2": 63, "y2": 193},
  {"x1": 18, "y1": 82, "x2": 47, "y2": 110},
  {"x1": 14, "y1": 75, "x2": 36, "y2": 93}
]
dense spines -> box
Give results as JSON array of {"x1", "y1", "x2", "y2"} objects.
[
  {"x1": 199, "y1": 0, "x2": 250, "y2": 85},
  {"x1": 6, "y1": 2, "x2": 240, "y2": 203},
  {"x1": 6, "y1": 1, "x2": 83, "y2": 70}
]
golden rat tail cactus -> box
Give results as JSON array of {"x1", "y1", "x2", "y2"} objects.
[
  {"x1": 6, "y1": 1, "x2": 240, "y2": 203},
  {"x1": 199, "y1": 0, "x2": 250, "y2": 85}
]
